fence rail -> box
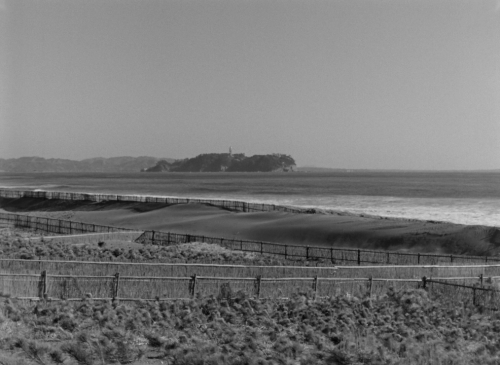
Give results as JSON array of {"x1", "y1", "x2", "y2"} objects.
[
  {"x1": 5, "y1": 257, "x2": 500, "y2": 284},
  {"x1": 425, "y1": 276, "x2": 500, "y2": 311},
  {"x1": 2, "y1": 211, "x2": 500, "y2": 267}
]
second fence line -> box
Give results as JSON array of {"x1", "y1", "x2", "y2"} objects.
[{"x1": 2, "y1": 212, "x2": 499, "y2": 267}]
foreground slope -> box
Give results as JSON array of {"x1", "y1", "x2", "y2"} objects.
[
  {"x1": 0, "y1": 229, "x2": 499, "y2": 364},
  {"x1": 0, "y1": 233, "x2": 498, "y2": 364}
]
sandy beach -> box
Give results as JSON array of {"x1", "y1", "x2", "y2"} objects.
[{"x1": 1, "y1": 196, "x2": 499, "y2": 256}]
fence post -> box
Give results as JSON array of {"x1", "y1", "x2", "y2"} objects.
[
  {"x1": 285, "y1": 245, "x2": 288, "y2": 260},
  {"x1": 479, "y1": 274, "x2": 484, "y2": 287},
  {"x1": 46, "y1": 218, "x2": 49, "y2": 233},
  {"x1": 152, "y1": 230, "x2": 156, "y2": 245},
  {"x1": 44, "y1": 270, "x2": 48, "y2": 299},
  {"x1": 167, "y1": 232, "x2": 171, "y2": 245},
  {"x1": 62, "y1": 279, "x2": 68, "y2": 300},
  {"x1": 357, "y1": 250, "x2": 361, "y2": 265},
  {"x1": 113, "y1": 273, "x2": 120, "y2": 301},
  {"x1": 417, "y1": 253, "x2": 420, "y2": 265},
  {"x1": 69, "y1": 221, "x2": 73, "y2": 234},
  {"x1": 422, "y1": 276, "x2": 427, "y2": 289},
  {"x1": 313, "y1": 276, "x2": 318, "y2": 301},
  {"x1": 473, "y1": 286, "x2": 477, "y2": 306},
  {"x1": 191, "y1": 274, "x2": 197, "y2": 298},
  {"x1": 330, "y1": 248, "x2": 333, "y2": 264},
  {"x1": 260, "y1": 242, "x2": 263, "y2": 255},
  {"x1": 386, "y1": 252, "x2": 390, "y2": 264},
  {"x1": 240, "y1": 240, "x2": 243, "y2": 251},
  {"x1": 306, "y1": 247, "x2": 310, "y2": 260},
  {"x1": 256, "y1": 275, "x2": 262, "y2": 298},
  {"x1": 39, "y1": 270, "x2": 47, "y2": 300},
  {"x1": 368, "y1": 276, "x2": 373, "y2": 299},
  {"x1": 450, "y1": 254, "x2": 453, "y2": 263}
]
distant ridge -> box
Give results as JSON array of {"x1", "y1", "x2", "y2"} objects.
[{"x1": 0, "y1": 156, "x2": 174, "y2": 173}]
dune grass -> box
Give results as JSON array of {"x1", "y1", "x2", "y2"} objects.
[{"x1": 1, "y1": 287, "x2": 500, "y2": 364}]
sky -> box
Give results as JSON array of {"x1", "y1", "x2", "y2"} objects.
[{"x1": 1, "y1": 0, "x2": 499, "y2": 170}]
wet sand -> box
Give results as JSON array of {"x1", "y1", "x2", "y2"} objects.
[{"x1": 1, "y1": 197, "x2": 499, "y2": 256}]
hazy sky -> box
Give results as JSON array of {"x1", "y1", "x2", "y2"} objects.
[{"x1": 1, "y1": 0, "x2": 499, "y2": 169}]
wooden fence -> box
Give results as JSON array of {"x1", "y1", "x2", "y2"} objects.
[
  {"x1": 2, "y1": 211, "x2": 499, "y2": 267},
  {"x1": 1, "y1": 268, "x2": 498, "y2": 307},
  {"x1": 0, "y1": 269, "x2": 424, "y2": 301}
]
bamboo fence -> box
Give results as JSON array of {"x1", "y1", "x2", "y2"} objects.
[
  {"x1": 0, "y1": 259, "x2": 340, "y2": 278},
  {"x1": 2, "y1": 258, "x2": 500, "y2": 299},
  {"x1": 4, "y1": 258, "x2": 500, "y2": 279},
  {"x1": 1, "y1": 268, "x2": 497, "y2": 308}
]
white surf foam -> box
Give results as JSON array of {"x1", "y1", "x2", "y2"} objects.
[{"x1": 192, "y1": 193, "x2": 500, "y2": 227}]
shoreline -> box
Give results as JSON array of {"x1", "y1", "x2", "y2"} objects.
[
  {"x1": 1, "y1": 170, "x2": 499, "y2": 227},
  {"x1": 0, "y1": 187, "x2": 481, "y2": 226},
  {"x1": 0, "y1": 189, "x2": 499, "y2": 257}
]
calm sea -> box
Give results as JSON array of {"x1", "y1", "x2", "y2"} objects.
[{"x1": 0, "y1": 171, "x2": 499, "y2": 227}]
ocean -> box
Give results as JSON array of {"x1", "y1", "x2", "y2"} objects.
[{"x1": 0, "y1": 171, "x2": 499, "y2": 227}]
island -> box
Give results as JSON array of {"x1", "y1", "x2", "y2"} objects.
[{"x1": 141, "y1": 152, "x2": 296, "y2": 173}]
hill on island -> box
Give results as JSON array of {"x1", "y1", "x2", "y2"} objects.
[
  {"x1": 142, "y1": 153, "x2": 296, "y2": 172},
  {"x1": 0, "y1": 156, "x2": 174, "y2": 173}
]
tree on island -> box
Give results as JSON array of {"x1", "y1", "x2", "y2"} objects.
[{"x1": 141, "y1": 153, "x2": 296, "y2": 173}]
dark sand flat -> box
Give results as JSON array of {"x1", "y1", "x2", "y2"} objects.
[{"x1": 1, "y1": 197, "x2": 499, "y2": 255}]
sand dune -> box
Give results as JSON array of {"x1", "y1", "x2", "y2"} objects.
[{"x1": 0, "y1": 197, "x2": 499, "y2": 256}]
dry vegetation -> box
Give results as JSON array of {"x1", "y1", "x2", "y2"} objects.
[
  {"x1": 0, "y1": 228, "x2": 326, "y2": 267},
  {"x1": 0, "y1": 288, "x2": 500, "y2": 364},
  {"x1": 1, "y1": 228, "x2": 500, "y2": 364}
]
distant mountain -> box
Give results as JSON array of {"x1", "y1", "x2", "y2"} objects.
[
  {"x1": 0, "y1": 156, "x2": 174, "y2": 173},
  {"x1": 142, "y1": 153, "x2": 296, "y2": 173}
]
